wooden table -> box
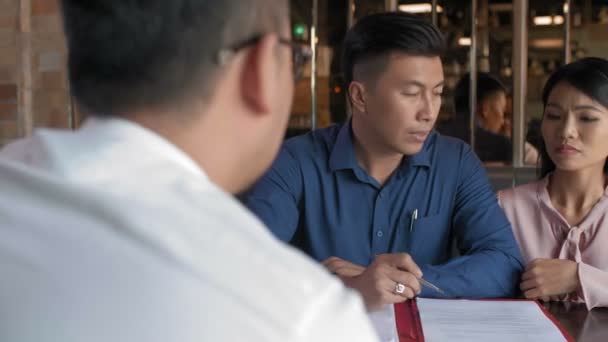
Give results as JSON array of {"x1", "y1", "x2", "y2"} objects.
[{"x1": 543, "y1": 301, "x2": 608, "y2": 342}]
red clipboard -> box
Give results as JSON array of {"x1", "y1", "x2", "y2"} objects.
[
  {"x1": 394, "y1": 299, "x2": 575, "y2": 342},
  {"x1": 394, "y1": 299, "x2": 425, "y2": 342}
]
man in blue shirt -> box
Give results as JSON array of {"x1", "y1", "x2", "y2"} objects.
[{"x1": 244, "y1": 12, "x2": 523, "y2": 310}]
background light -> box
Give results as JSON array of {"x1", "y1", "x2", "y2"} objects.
[{"x1": 398, "y1": 3, "x2": 444, "y2": 14}]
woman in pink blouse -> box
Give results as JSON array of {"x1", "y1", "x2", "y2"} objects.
[{"x1": 499, "y1": 57, "x2": 608, "y2": 310}]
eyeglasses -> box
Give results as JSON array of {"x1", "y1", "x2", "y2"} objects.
[{"x1": 217, "y1": 35, "x2": 312, "y2": 82}]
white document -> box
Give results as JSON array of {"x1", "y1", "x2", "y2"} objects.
[{"x1": 417, "y1": 298, "x2": 568, "y2": 342}]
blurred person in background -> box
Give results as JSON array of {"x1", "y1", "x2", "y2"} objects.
[{"x1": 439, "y1": 72, "x2": 538, "y2": 165}]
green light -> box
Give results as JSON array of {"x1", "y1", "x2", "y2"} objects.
[{"x1": 294, "y1": 24, "x2": 306, "y2": 37}]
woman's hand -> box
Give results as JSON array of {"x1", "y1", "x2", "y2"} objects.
[{"x1": 520, "y1": 258, "x2": 581, "y2": 300}]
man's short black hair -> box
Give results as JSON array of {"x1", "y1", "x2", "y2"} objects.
[
  {"x1": 341, "y1": 12, "x2": 445, "y2": 88},
  {"x1": 453, "y1": 72, "x2": 507, "y2": 116},
  {"x1": 61, "y1": 0, "x2": 287, "y2": 117}
]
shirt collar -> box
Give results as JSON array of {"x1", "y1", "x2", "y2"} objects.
[
  {"x1": 329, "y1": 121, "x2": 359, "y2": 172},
  {"x1": 81, "y1": 117, "x2": 208, "y2": 181},
  {"x1": 409, "y1": 131, "x2": 434, "y2": 168},
  {"x1": 329, "y1": 121, "x2": 434, "y2": 172}
]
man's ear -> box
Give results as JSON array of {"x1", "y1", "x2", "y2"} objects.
[
  {"x1": 477, "y1": 101, "x2": 489, "y2": 119},
  {"x1": 348, "y1": 81, "x2": 367, "y2": 113},
  {"x1": 240, "y1": 34, "x2": 278, "y2": 116}
]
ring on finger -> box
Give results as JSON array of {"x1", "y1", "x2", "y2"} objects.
[{"x1": 395, "y1": 282, "x2": 406, "y2": 294}]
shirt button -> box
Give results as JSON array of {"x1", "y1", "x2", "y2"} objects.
[{"x1": 377, "y1": 230, "x2": 384, "y2": 238}]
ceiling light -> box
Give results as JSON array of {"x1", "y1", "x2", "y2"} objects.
[
  {"x1": 553, "y1": 15, "x2": 564, "y2": 25},
  {"x1": 530, "y1": 38, "x2": 564, "y2": 49},
  {"x1": 458, "y1": 37, "x2": 471, "y2": 46},
  {"x1": 533, "y1": 16, "x2": 553, "y2": 26},
  {"x1": 398, "y1": 3, "x2": 444, "y2": 14}
]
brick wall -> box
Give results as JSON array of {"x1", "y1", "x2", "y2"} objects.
[
  {"x1": 32, "y1": 0, "x2": 69, "y2": 130},
  {"x1": 0, "y1": 0, "x2": 19, "y2": 145},
  {"x1": 0, "y1": 0, "x2": 70, "y2": 147}
]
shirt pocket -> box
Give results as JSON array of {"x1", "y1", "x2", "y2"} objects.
[
  {"x1": 407, "y1": 213, "x2": 452, "y2": 262},
  {"x1": 411, "y1": 213, "x2": 445, "y2": 231}
]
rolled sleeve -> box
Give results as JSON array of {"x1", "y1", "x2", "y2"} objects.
[{"x1": 579, "y1": 262, "x2": 608, "y2": 310}]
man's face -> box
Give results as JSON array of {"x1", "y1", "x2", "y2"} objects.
[
  {"x1": 358, "y1": 54, "x2": 444, "y2": 156},
  {"x1": 479, "y1": 91, "x2": 507, "y2": 134}
]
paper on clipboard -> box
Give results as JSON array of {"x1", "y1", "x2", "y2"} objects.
[{"x1": 416, "y1": 298, "x2": 570, "y2": 342}]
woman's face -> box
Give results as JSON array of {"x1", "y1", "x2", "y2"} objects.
[{"x1": 541, "y1": 81, "x2": 608, "y2": 173}]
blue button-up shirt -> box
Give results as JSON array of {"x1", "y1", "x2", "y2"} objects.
[{"x1": 244, "y1": 122, "x2": 523, "y2": 298}]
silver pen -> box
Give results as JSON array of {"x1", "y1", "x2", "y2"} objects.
[
  {"x1": 409, "y1": 209, "x2": 418, "y2": 232},
  {"x1": 420, "y1": 278, "x2": 446, "y2": 296}
]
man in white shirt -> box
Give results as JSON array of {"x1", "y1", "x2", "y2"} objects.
[{"x1": 0, "y1": 1, "x2": 378, "y2": 341}]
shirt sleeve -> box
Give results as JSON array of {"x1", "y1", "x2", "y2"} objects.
[
  {"x1": 293, "y1": 286, "x2": 380, "y2": 342},
  {"x1": 243, "y1": 147, "x2": 303, "y2": 242},
  {"x1": 419, "y1": 145, "x2": 524, "y2": 298},
  {"x1": 579, "y1": 262, "x2": 608, "y2": 310}
]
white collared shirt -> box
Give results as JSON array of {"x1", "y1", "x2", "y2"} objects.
[{"x1": 0, "y1": 118, "x2": 378, "y2": 342}]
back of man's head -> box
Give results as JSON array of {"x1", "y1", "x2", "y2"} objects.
[
  {"x1": 61, "y1": 0, "x2": 287, "y2": 117},
  {"x1": 341, "y1": 12, "x2": 445, "y2": 88}
]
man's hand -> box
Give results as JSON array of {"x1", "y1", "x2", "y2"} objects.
[
  {"x1": 323, "y1": 257, "x2": 365, "y2": 277},
  {"x1": 520, "y1": 258, "x2": 580, "y2": 300},
  {"x1": 324, "y1": 254, "x2": 422, "y2": 311}
]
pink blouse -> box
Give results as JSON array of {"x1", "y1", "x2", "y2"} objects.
[{"x1": 498, "y1": 177, "x2": 608, "y2": 310}]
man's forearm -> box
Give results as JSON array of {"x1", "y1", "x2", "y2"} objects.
[{"x1": 419, "y1": 249, "x2": 523, "y2": 298}]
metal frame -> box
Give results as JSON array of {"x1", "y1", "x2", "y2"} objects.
[
  {"x1": 512, "y1": 0, "x2": 528, "y2": 168},
  {"x1": 564, "y1": 0, "x2": 572, "y2": 64},
  {"x1": 310, "y1": 0, "x2": 319, "y2": 130},
  {"x1": 469, "y1": 0, "x2": 478, "y2": 150},
  {"x1": 431, "y1": 0, "x2": 439, "y2": 26},
  {"x1": 347, "y1": 0, "x2": 355, "y2": 29}
]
